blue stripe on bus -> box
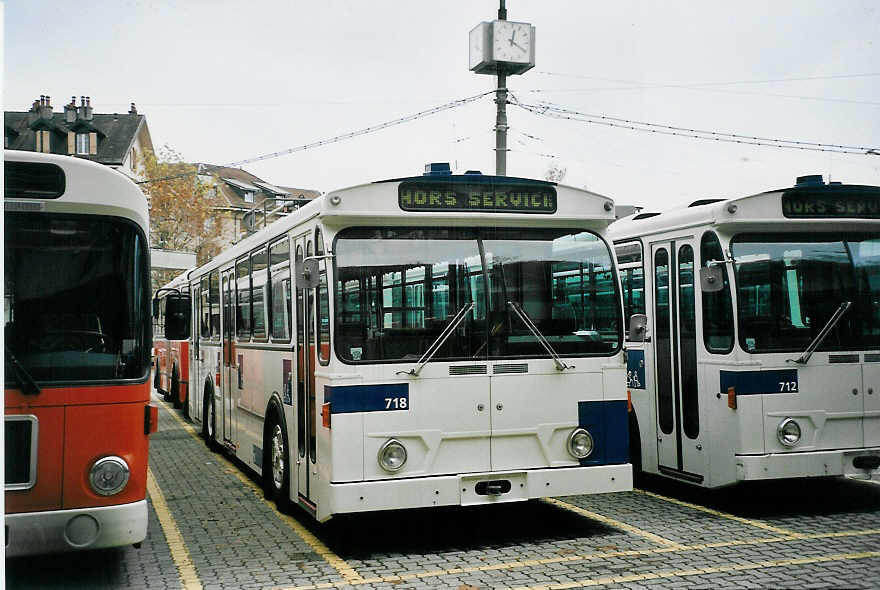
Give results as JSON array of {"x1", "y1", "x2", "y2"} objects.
[
  {"x1": 719, "y1": 369, "x2": 799, "y2": 395},
  {"x1": 324, "y1": 383, "x2": 410, "y2": 414},
  {"x1": 577, "y1": 400, "x2": 629, "y2": 466}
]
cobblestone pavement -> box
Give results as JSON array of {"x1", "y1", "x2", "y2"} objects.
[{"x1": 7, "y1": 392, "x2": 880, "y2": 589}]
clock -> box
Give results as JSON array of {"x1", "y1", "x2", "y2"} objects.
[
  {"x1": 491, "y1": 20, "x2": 533, "y2": 65},
  {"x1": 469, "y1": 20, "x2": 535, "y2": 75}
]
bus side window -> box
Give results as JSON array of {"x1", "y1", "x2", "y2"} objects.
[
  {"x1": 252, "y1": 247, "x2": 269, "y2": 340},
  {"x1": 700, "y1": 231, "x2": 733, "y2": 353},
  {"x1": 209, "y1": 271, "x2": 220, "y2": 340},
  {"x1": 615, "y1": 241, "x2": 645, "y2": 339},
  {"x1": 236, "y1": 256, "x2": 252, "y2": 340},
  {"x1": 269, "y1": 237, "x2": 291, "y2": 341}
]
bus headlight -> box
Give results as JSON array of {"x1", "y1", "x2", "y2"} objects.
[
  {"x1": 777, "y1": 418, "x2": 802, "y2": 447},
  {"x1": 378, "y1": 439, "x2": 407, "y2": 472},
  {"x1": 567, "y1": 428, "x2": 594, "y2": 459},
  {"x1": 89, "y1": 456, "x2": 130, "y2": 496}
]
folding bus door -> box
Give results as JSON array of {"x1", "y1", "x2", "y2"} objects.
[{"x1": 651, "y1": 239, "x2": 705, "y2": 483}]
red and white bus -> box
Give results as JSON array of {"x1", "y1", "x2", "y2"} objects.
[
  {"x1": 153, "y1": 272, "x2": 192, "y2": 416},
  {"x1": 4, "y1": 151, "x2": 158, "y2": 556}
]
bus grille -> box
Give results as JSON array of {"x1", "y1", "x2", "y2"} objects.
[
  {"x1": 449, "y1": 365, "x2": 487, "y2": 375},
  {"x1": 5, "y1": 417, "x2": 37, "y2": 490},
  {"x1": 493, "y1": 363, "x2": 529, "y2": 374}
]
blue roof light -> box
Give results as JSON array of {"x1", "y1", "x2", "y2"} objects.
[
  {"x1": 795, "y1": 174, "x2": 824, "y2": 187},
  {"x1": 423, "y1": 162, "x2": 452, "y2": 176}
]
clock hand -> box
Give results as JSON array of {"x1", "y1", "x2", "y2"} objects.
[
  {"x1": 511, "y1": 40, "x2": 526, "y2": 52},
  {"x1": 508, "y1": 29, "x2": 516, "y2": 44}
]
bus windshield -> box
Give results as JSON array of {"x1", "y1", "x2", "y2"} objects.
[
  {"x1": 4, "y1": 214, "x2": 150, "y2": 383},
  {"x1": 334, "y1": 227, "x2": 620, "y2": 363},
  {"x1": 731, "y1": 233, "x2": 880, "y2": 353}
]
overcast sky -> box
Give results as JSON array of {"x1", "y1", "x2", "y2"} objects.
[{"x1": 5, "y1": 0, "x2": 879, "y2": 210}]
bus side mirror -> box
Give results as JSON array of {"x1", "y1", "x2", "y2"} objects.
[
  {"x1": 164, "y1": 294, "x2": 191, "y2": 340},
  {"x1": 700, "y1": 266, "x2": 724, "y2": 293},
  {"x1": 628, "y1": 314, "x2": 648, "y2": 342},
  {"x1": 295, "y1": 259, "x2": 319, "y2": 289}
]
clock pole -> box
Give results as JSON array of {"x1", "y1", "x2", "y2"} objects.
[{"x1": 495, "y1": 0, "x2": 508, "y2": 176}]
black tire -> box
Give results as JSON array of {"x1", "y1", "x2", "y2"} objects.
[
  {"x1": 171, "y1": 367, "x2": 182, "y2": 409},
  {"x1": 264, "y1": 407, "x2": 292, "y2": 513},
  {"x1": 628, "y1": 412, "x2": 643, "y2": 486},
  {"x1": 203, "y1": 389, "x2": 220, "y2": 452},
  {"x1": 153, "y1": 361, "x2": 160, "y2": 391}
]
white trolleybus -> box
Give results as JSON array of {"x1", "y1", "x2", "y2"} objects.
[
  {"x1": 611, "y1": 174, "x2": 880, "y2": 488},
  {"x1": 174, "y1": 164, "x2": 631, "y2": 521},
  {"x1": 5, "y1": 151, "x2": 157, "y2": 555}
]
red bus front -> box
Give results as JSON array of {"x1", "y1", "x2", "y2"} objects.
[{"x1": 5, "y1": 212, "x2": 155, "y2": 556}]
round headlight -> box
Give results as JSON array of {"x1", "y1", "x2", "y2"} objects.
[
  {"x1": 89, "y1": 456, "x2": 130, "y2": 496},
  {"x1": 777, "y1": 418, "x2": 802, "y2": 447},
  {"x1": 567, "y1": 428, "x2": 594, "y2": 459},
  {"x1": 377, "y1": 439, "x2": 407, "y2": 472}
]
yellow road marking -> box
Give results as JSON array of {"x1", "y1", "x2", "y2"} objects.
[
  {"x1": 147, "y1": 467, "x2": 203, "y2": 590},
  {"x1": 502, "y1": 550, "x2": 880, "y2": 590},
  {"x1": 543, "y1": 497, "x2": 686, "y2": 548},
  {"x1": 634, "y1": 487, "x2": 801, "y2": 537},
  {"x1": 273, "y1": 527, "x2": 880, "y2": 589},
  {"x1": 156, "y1": 398, "x2": 365, "y2": 585}
]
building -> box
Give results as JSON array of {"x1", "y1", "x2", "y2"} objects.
[
  {"x1": 195, "y1": 163, "x2": 320, "y2": 247},
  {"x1": 5, "y1": 95, "x2": 154, "y2": 181}
]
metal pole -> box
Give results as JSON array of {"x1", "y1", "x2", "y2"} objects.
[
  {"x1": 495, "y1": 73, "x2": 507, "y2": 176},
  {"x1": 495, "y1": 0, "x2": 507, "y2": 176}
]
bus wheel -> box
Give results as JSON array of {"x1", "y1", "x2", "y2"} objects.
[
  {"x1": 264, "y1": 412, "x2": 292, "y2": 513},
  {"x1": 629, "y1": 413, "x2": 643, "y2": 486},
  {"x1": 153, "y1": 361, "x2": 160, "y2": 391},
  {"x1": 171, "y1": 368, "x2": 182, "y2": 409},
  {"x1": 203, "y1": 391, "x2": 220, "y2": 452}
]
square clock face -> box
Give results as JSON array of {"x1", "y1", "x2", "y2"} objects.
[
  {"x1": 491, "y1": 20, "x2": 533, "y2": 64},
  {"x1": 469, "y1": 22, "x2": 490, "y2": 70}
]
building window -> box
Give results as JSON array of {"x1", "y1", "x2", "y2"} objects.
[
  {"x1": 130, "y1": 148, "x2": 137, "y2": 171},
  {"x1": 36, "y1": 130, "x2": 50, "y2": 153},
  {"x1": 244, "y1": 191, "x2": 255, "y2": 203},
  {"x1": 76, "y1": 133, "x2": 89, "y2": 155}
]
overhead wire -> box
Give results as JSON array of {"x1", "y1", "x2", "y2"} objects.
[{"x1": 510, "y1": 94, "x2": 880, "y2": 155}]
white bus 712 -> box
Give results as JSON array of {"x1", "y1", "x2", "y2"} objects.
[
  {"x1": 611, "y1": 175, "x2": 880, "y2": 487},
  {"x1": 177, "y1": 164, "x2": 631, "y2": 521}
]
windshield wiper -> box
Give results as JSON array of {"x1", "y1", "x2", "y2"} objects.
[
  {"x1": 397, "y1": 302, "x2": 475, "y2": 377},
  {"x1": 5, "y1": 348, "x2": 41, "y2": 395},
  {"x1": 788, "y1": 301, "x2": 851, "y2": 365},
  {"x1": 507, "y1": 301, "x2": 574, "y2": 371}
]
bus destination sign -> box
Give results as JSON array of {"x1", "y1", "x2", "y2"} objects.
[
  {"x1": 399, "y1": 181, "x2": 557, "y2": 214},
  {"x1": 782, "y1": 189, "x2": 880, "y2": 219}
]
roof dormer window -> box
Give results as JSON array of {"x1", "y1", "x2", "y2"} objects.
[
  {"x1": 244, "y1": 191, "x2": 255, "y2": 203},
  {"x1": 75, "y1": 133, "x2": 90, "y2": 155}
]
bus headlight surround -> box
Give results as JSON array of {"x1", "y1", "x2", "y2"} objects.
[
  {"x1": 378, "y1": 439, "x2": 407, "y2": 472},
  {"x1": 777, "y1": 418, "x2": 802, "y2": 447},
  {"x1": 89, "y1": 456, "x2": 130, "y2": 496},
  {"x1": 567, "y1": 428, "x2": 594, "y2": 459}
]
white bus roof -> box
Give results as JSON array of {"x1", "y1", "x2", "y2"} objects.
[
  {"x1": 609, "y1": 179, "x2": 880, "y2": 242},
  {"x1": 186, "y1": 173, "x2": 618, "y2": 279},
  {"x1": 4, "y1": 150, "x2": 149, "y2": 233}
]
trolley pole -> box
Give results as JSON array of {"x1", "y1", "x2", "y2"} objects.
[{"x1": 495, "y1": 0, "x2": 508, "y2": 176}]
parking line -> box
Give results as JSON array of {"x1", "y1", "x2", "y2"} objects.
[
  {"x1": 634, "y1": 487, "x2": 801, "y2": 537},
  {"x1": 155, "y1": 398, "x2": 365, "y2": 585},
  {"x1": 146, "y1": 467, "x2": 203, "y2": 590},
  {"x1": 502, "y1": 549, "x2": 880, "y2": 590},
  {"x1": 543, "y1": 497, "x2": 686, "y2": 548}
]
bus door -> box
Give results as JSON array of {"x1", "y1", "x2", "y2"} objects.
[
  {"x1": 221, "y1": 269, "x2": 236, "y2": 445},
  {"x1": 650, "y1": 239, "x2": 705, "y2": 482},
  {"x1": 295, "y1": 237, "x2": 315, "y2": 504},
  {"x1": 865, "y1": 363, "x2": 880, "y2": 447}
]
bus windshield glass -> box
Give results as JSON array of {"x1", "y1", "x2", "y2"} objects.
[
  {"x1": 334, "y1": 227, "x2": 620, "y2": 363},
  {"x1": 4, "y1": 214, "x2": 150, "y2": 382},
  {"x1": 731, "y1": 233, "x2": 880, "y2": 353}
]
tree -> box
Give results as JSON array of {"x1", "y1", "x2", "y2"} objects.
[{"x1": 141, "y1": 146, "x2": 223, "y2": 288}]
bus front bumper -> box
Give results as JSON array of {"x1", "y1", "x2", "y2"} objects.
[
  {"x1": 323, "y1": 464, "x2": 631, "y2": 521},
  {"x1": 5, "y1": 500, "x2": 148, "y2": 557},
  {"x1": 737, "y1": 448, "x2": 880, "y2": 482}
]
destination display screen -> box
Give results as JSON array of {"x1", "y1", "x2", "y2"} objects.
[
  {"x1": 782, "y1": 187, "x2": 880, "y2": 219},
  {"x1": 398, "y1": 180, "x2": 557, "y2": 214}
]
